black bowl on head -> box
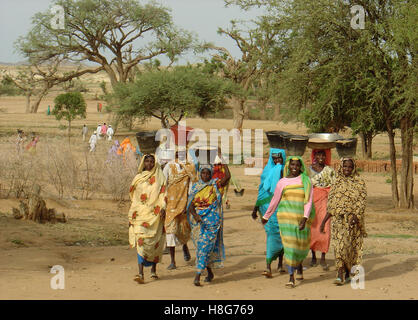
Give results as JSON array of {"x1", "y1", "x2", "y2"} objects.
[
  {"x1": 265, "y1": 131, "x2": 291, "y2": 149},
  {"x1": 284, "y1": 134, "x2": 309, "y2": 156},
  {"x1": 336, "y1": 138, "x2": 357, "y2": 158},
  {"x1": 135, "y1": 131, "x2": 160, "y2": 154}
]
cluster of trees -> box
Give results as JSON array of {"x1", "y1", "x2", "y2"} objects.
[
  {"x1": 7, "y1": 0, "x2": 416, "y2": 209},
  {"x1": 225, "y1": 0, "x2": 416, "y2": 209}
]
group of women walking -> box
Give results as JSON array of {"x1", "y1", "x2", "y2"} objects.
[
  {"x1": 254, "y1": 147, "x2": 367, "y2": 287},
  {"x1": 127, "y1": 145, "x2": 367, "y2": 288}
]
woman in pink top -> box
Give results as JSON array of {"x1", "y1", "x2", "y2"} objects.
[{"x1": 262, "y1": 156, "x2": 315, "y2": 288}]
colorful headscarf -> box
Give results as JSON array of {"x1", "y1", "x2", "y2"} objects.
[
  {"x1": 283, "y1": 156, "x2": 312, "y2": 204},
  {"x1": 310, "y1": 149, "x2": 332, "y2": 166},
  {"x1": 259, "y1": 148, "x2": 286, "y2": 195},
  {"x1": 130, "y1": 154, "x2": 166, "y2": 200}
]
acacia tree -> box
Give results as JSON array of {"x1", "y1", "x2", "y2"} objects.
[
  {"x1": 52, "y1": 91, "x2": 87, "y2": 139},
  {"x1": 111, "y1": 66, "x2": 238, "y2": 128},
  {"x1": 16, "y1": 0, "x2": 196, "y2": 90},
  {"x1": 4, "y1": 57, "x2": 86, "y2": 113},
  {"x1": 203, "y1": 17, "x2": 281, "y2": 132}
]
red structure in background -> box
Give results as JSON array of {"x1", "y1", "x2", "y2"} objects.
[{"x1": 170, "y1": 124, "x2": 194, "y2": 146}]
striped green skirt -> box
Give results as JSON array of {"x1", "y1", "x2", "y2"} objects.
[{"x1": 276, "y1": 185, "x2": 314, "y2": 267}]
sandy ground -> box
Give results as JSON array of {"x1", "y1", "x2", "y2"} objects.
[{"x1": 0, "y1": 167, "x2": 417, "y2": 300}]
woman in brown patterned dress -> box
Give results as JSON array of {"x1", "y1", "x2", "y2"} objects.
[{"x1": 320, "y1": 158, "x2": 367, "y2": 285}]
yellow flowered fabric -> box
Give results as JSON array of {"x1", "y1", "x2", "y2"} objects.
[
  {"x1": 327, "y1": 158, "x2": 367, "y2": 272},
  {"x1": 164, "y1": 161, "x2": 197, "y2": 244},
  {"x1": 128, "y1": 154, "x2": 167, "y2": 264}
]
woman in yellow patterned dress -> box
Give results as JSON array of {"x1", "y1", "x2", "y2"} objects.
[
  {"x1": 320, "y1": 158, "x2": 367, "y2": 285},
  {"x1": 128, "y1": 154, "x2": 167, "y2": 284}
]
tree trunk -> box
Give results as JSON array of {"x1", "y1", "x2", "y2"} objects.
[
  {"x1": 360, "y1": 132, "x2": 373, "y2": 159},
  {"x1": 68, "y1": 120, "x2": 72, "y2": 142},
  {"x1": 387, "y1": 126, "x2": 399, "y2": 208},
  {"x1": 259, "y1": 102, "x2": 266, "y2": 120},
  {"x1": 30, "y1": 85, "x2": 50, "y2": 113},
  {"x1": 232, "y1": 97, "x2": 246, "y2": 132},
  {"x1": 399, "y1": 116, "x2": 415, "y2": 209},
  {"x1": 367, "y1": 134, "x2": 373, "y2": 159},
  {"x1": 25, "y1": 92, "x2": 31, "y2": 113},
  {"x1": 274, "y1": 103, "x2": 280, "y2": 121}
]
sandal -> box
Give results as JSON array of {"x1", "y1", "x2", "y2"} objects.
[
  {"x1": 278, "y1": 268, "x2": 287, "y2": 274},
  {"x1": 261, "y1": 271, "x2": 273, "y2": 278},
  {"x1": 321, "y1": 263, "x2": 330, "y2": 271},
  {"x1": 194, "y1": 280, "x2": 201, "y2": 286},
  {"x1": 345, "y1": 277, "x2": 351, "y2": 284},
  {"x1": 310, "y1": 260, "x2": 317, "y2": 267},
  {"x1": 296, "y1": 277, "x2": 304, "y2": 281},
  {"x1": 150, "y1": 273, "x2": 159, "y2": 280},
  {"x1": 333, "y1": 278, "x2": 344, "y2": 286},
  {"x1": 285, "y1": 281, "x2": 295, "y2": 289},
  {"x1": 133, "y1": 275, "x2": 144, "y2": 284},
  {"x1": 183, "y1": 250, "x2": 191, "y2": 262},
  {"x1": 167, "y1": 263, "x2": 176, "y2": 270}
]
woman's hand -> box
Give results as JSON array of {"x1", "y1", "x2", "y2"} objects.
[
  {"x1": 319, "y1": 221, "x2": 326, "y2": 233},
  {"x1": 350, "y1": 215, "x2": 359, "y2": 226},
  {"x1": 251, "y1": 211, "x2": 258, "y2": 220},
  {"x1": 261, "y1": 217, "x2": 268, "y2": 225},
  {"x1": 193, "y1": 213, "x2": 202, "y2": 224},
  {"x1": 299, "y1": 217, "x2": 308, "y2": 230},
  {"x1": 251, "y1": 207, "x2": 258, "y2": 220},
  {"x1": 160, "y1": 209, "x2": 166, "y2": 221}
]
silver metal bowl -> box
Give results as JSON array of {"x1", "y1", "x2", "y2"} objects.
[{"x1": 308, "y1": 133, "x2": 344, "y2": 142}]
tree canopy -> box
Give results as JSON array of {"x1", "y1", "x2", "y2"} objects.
[
  {"x1": 52, "y1": 91, "x2": 87, "y2": 138},
  {"x1": 111, "y1": 66, "x2": 238, "y2": 128},
  {"x1": 16, "y1": 0, "x2": 197, "y2": 88}
]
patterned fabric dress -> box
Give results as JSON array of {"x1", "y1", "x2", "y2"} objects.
[
  {"x1": 187, "y1": 168, "x2": 225, "y2": 272},
  {"x1": 128, "y1": 155, "x2": 167, "y2": 266},
  {"x1": 327, "y1": 158, "x2": 367, "y2": 273},
  {"x1": 255, "y1": 148, "x2": 286, "y2": 264},
  {"x1": 163, "y1": 160, "x2": 197, "y2": 246}
]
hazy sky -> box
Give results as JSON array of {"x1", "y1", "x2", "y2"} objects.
[{"x1": 0, "y1": 0, "x2": 265, "y2": 64}]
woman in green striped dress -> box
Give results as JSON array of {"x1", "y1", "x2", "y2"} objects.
[{"x1": 262, "y1": 156, "x2": 315, "y2": 288}]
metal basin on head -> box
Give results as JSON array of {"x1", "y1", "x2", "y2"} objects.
[
  {"x1": 336, "y1": 138, "x2": 358, "y2": 158},
  {"x1": 284, "y1": 134, "x2": 309, "y2": 156},
  {"x1": 135, "y1": 131, "x2": 160, "y2": 155},
  {"x1": 265, "y1": 131, "x2": 291, "y2": 149}
]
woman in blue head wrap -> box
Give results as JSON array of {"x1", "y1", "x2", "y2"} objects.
[
  {"x1": 187, "y1": 165, "x2": 227, "y2": 286},
  {"x1": 251, "y1": 148, "x2": 286, "y2": 278}
]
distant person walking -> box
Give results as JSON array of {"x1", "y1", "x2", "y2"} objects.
[
  {"x1": 46, "y1": 105, "x2": 50, "y2": 115},
  {"x1": 320, "y1": 158, "x2": 367, "y2": 286},
  {"x1": 106, "y1": 125, "x2": 114, "y2": 141},
  {"x1": 25, "y1": 134, "x2": 39, "y2": 155},
  {"x1": 16, "y1": 130, "x2": 26, "y2": 154},
  {"x1": 101, "y1": 123, "x2": 108, "y2": 139},
  {"x1": 82, "y1": 124, "x2": 88, "y2": 141},
  {"x1": 96, "y1": 124, "x2": 102, "y2": 140},
  {"x1": 89, "y1": 131, "x2": 98, "y2": 152}
]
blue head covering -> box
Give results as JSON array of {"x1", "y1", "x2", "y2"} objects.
[{"x1": 257, "y1": 148, "x2": 286, "y2": 202}]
